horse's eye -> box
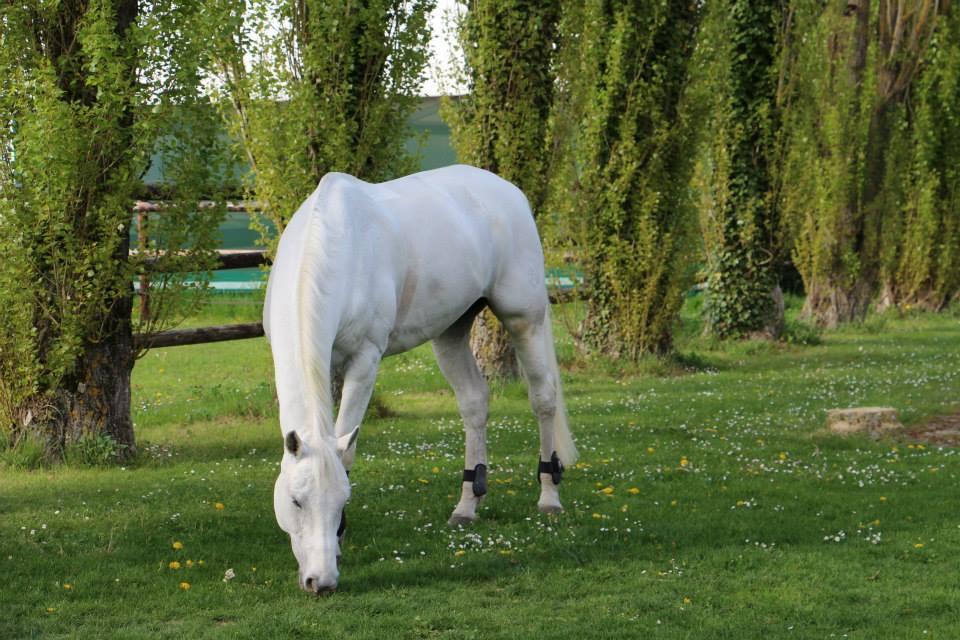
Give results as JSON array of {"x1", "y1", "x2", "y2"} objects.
[{"x1": 292, "y1": 498, "x2": 302, "y2": 509}]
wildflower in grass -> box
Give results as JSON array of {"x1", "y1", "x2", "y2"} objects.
[
  {"x1": 671, "y1": 500, "x2": 678, "y2": 507},
  {"x1": 169, "y1": 561, "x2": 181, "y2": 570},
  {"x1": 418, "y1": 478, "x2": 429, "y2": 484},
  {"x1": 179, "y1": 582, "x2": 191, "y2": 590},
  {"x1": 683, "y1": 597, "x2": 691, "y2": 605},
  {"x1": 186, "y1": 560, "x2": 194, "y2": 568},
  {"x1": 454, "y1": 550, "x2": 466, "y2": 557},
  {"x1": 223, "y1": 568, "x2": 235, "y2": 582},
  {"x1": 628, "y1": 487, "x2": 640, "y2": 495},
  {"x1": 601, "y1": 486, "x2": 614, "y2": 495},
  {"x1": 880, "y1": 496, "x2": 887, "y2": 502},
  {"x1": 778, "y1": 452, "x2": 787, "y2": 461},
  {"x1": 198, "y1": 560, "x2": 205, "y2": 566},
  {"x1": 172, "y1": 541, "x2": 183, "y2": 550},
  {"x1": 914, "y1": 543, "x2": 924, "y2": 549},
  {"x1": 647, "y1": 447, "x2": 655, "y2": 454},
  {"x1": 63, "y1": 583, "x2": 72, "y2": 590},
  {"x1": 592, "y1": 513, "x2": 602, "y2": 519},
  {"x1": 431, "y1": 467, "x2": 440, "y2": 474},
  {"x1": 46, "y1": 608, "x2": 56, "y2": 613},
  {"x1": 679, "y1": 457, "x2": 688, "y2": 468},
  {"x1": 215, "y1": 503, "x2": 225, "y2": 511}
]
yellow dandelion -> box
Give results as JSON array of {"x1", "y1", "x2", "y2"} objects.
[
  {"x1": 431, "y1": 466, "x2": 440, "y2": 474},
  {"x1": 169, "y1": 561, "x2": 181, "y2": 570},
  {"x1": 454, "y1": 550, "x2": 466, "y2": 557},
  {"x1": 179, "y1": 582, "x2": 191, "y2": 590},
  {"x1": 499, "y1": 549, "x2": 513, "y2": 556},
  {"x1": 46, "y1": 608, "x2": 56, "y2": 613},
  {"x1": 647, "y1": 447, "x2": 655, "y2": 454},
  {"x1": 679, "y1": 457, "x2": 689, "y2": 467},
  {"x1": 592, "y1": 513, "x2": 602, "y2": 519},
  {"x1": 683, "y1": 597, "x2": 691, "y2": 605},
  {"x1": 172, "y1": 541, "x2": 183, "y2": 550},
  {"x1": 778, "y1": 452, "x2": 787, "y2": 461},
  {"x1": 880, "y1": 496, "x2": 887, "y2": 502},
  {"x1": 628, "y1": 487, "x2": 640, "y2": 495},
  {"x1": 506, "y1": 489, "x2": 516, "y2": 496},
  {"x1": 186, "y1": 560, "x2": 194, "y2": 568},
  {"x1": 620, "y1": 504, "x2": 629, "y2": 512},
  {"x1": 601, "y1": 486, "x2": 615, "y2": 495},
  {"x1": 595, "y1": 482, "x2": 604, "y2": 489},
  {"x1": 63, "y1": 583, "x2": 72, "y2": 590},
  {"x1": 671, "y1": 500, "x2": 678, "y2": 507},
  {"x1": 198, "y1": 560, "x2": 205, "y2": 566},
  {"x1": 418, "y1": 478, "x2": 429, "y2": 484},
  {"x1": 914, "y1": 543, "x2": 924, "y2": 549},
  {"x1": 215, "y1": 502, "x2": 225, "y2": 511}
]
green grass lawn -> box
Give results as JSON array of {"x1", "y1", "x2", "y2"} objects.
[{"x1": 3, "y1": 297, "x2": 960, "y2": 639}]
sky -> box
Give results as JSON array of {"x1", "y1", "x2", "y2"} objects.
[{"x1": 421, "y1": 0, "x2": 466, "y2": 96}]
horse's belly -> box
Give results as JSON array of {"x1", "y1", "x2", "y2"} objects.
[{"x1": 383, "y1": 288, "x2": 482, "y2": 356}]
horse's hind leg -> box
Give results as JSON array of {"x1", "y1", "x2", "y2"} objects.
[
  {"x1": 498, "y1": 306, "x2": 564, "y2": 514},
  {"x1": 432, "y1": 307, "x2": 490, "y2": 526}
]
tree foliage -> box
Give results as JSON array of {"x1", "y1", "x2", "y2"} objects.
[
  {"x1": 0, "y1": 0, "x2": 230, "y2": 456},
  {"x1": 205, "y1": 0, "x2": 434, "y2": 252},
  {"x1": 699, "y1": 0, "x2": 786, "y2": 339},
  {"x1": 443, "y1": 0, "x2": 561, "y2": 378},
  {"x1": 549, "y1": 0, "x2": 703, "y2": 359},
  {"x1": 779, "y1": 0, "x2": 952, "y2": 326}
]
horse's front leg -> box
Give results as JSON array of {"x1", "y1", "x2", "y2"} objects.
[
  {"x1": 332, "y1": 345, "x2": 381, "y2": 557},
  {"x1": 432, "y1": 326, "x2": 490, "y2": 526}
]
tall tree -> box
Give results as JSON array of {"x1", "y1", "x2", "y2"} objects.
[
  {"x1": 701, "y1": 1, "x2": 787, "y2": 339},
  {"x1": 550, "y1": 0, "x2": 703, "y2": 358},
  {"x1": 206, "y1": 0, "x2": 434, "y2": 253},
  {"x1": 879, "y1": 1, "x2": 960, "y2": 310},
  {"x1": 444, "y1": 0, "x2": 562, "y2": 379},
  {"x1": 0, "y1": 0, "x2": 229, "y2": 459},
  {"x1": 780, "y1": 0, "x2": 948, "y2": 326}
]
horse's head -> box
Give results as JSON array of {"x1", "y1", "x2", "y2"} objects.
[{"x1": 274, "y1": 427, "x2": 359, "y2": 595}]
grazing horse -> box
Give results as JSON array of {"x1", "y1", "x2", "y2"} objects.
[{"x1": 263, "y1": 165, "x2": 577, "y2": 595}]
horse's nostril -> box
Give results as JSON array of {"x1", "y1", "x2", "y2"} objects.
[{"x1": 303, "y1": 576, "x2": 337, "y2": 595}]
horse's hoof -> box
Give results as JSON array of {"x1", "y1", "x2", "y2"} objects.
[
  {"x1": 447, "y1": 512, "x2": 477, "y2": 527},
  {"x1": 538, "y1": 502, "x2": 563, "y2": 515}
]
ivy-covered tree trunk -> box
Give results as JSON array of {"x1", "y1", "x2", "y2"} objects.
[
  {"x1": 553, "y1": 0, "x2": 702, "y2": 359},
  {"x1": 1, "y1": 0, "x2": 231, "y2": 461},
  {"x1": 702, "y1": 0, "x2": 786, "y2": 340},
  {"x1": 444, "y1": 0, "x2": 561, "y2": 379},
  {"x1": 781, "y1": 0, "x2": 946, "y2": 327}
]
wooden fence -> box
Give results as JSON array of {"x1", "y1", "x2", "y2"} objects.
[
  {"x1": 132, "y1": 201, "x2": 270, "y2": 350},
  {"x1": 130, "y1": 201, "x2": 581, "y2": 351}
]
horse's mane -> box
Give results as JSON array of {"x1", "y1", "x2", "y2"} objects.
[{"x1": 296, "y1": 176, "x2": 346, "y2": 440}]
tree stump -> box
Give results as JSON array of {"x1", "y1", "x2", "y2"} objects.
[{"x1": 827, "y1": 407, "x2": 902, "y2": 438}]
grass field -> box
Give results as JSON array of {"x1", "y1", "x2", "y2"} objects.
[{"x1": 3, "y1": 296, "x2": 960, "y2": 639}]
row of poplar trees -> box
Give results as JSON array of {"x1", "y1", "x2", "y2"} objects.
[{"x1": 2, "y1": 0, "x2": 959, "y2": 459}]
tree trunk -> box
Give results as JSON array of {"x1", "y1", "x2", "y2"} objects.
[
  {"x1": 470, "y1": 308, "x2": 519, "y2": 380},
  {"x1": 51, "y1": 241, "x2": 136, "y2": 459}
]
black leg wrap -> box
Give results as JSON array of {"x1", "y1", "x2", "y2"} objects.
[
  {"x1": 337, "y1": 508, "x2": 346, "y2": 538},
  {"x1": 462, "y1": 463, "x2": 487, "y2": 497},
  {"x1": 537, "y1": 451, "x2": 564, "y2": 485}
]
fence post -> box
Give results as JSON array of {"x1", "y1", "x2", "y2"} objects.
[{"x1": 136, "y1": 206, "x2": 150, "y2": 322}]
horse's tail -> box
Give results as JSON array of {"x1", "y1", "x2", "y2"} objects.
[
  {"x1": 543, "y1": 306, "x2": 577, "y2": 466},
  {"x1": 296, "y1": 187, "x2": 336, "y2": 438}
]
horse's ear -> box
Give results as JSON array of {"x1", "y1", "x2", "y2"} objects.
[
  {"x1": 285, "y1": 431, "x2": 301, "y2": 457},
  {"x1": 336, "y1": 426, "x2": 360, "y2": 466}
]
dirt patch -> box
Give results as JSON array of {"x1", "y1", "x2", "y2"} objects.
[{"x1": 905, "y1": 408, "x2": 960, "y2": 446}]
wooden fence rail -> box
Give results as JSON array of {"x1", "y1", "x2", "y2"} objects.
[{"x1": 130, "y1": 202, "x2": 581, "y2": 350}]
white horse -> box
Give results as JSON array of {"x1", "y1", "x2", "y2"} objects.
[{"x1": 263, "y1": 164, "x2": 577, "y2": 594}]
